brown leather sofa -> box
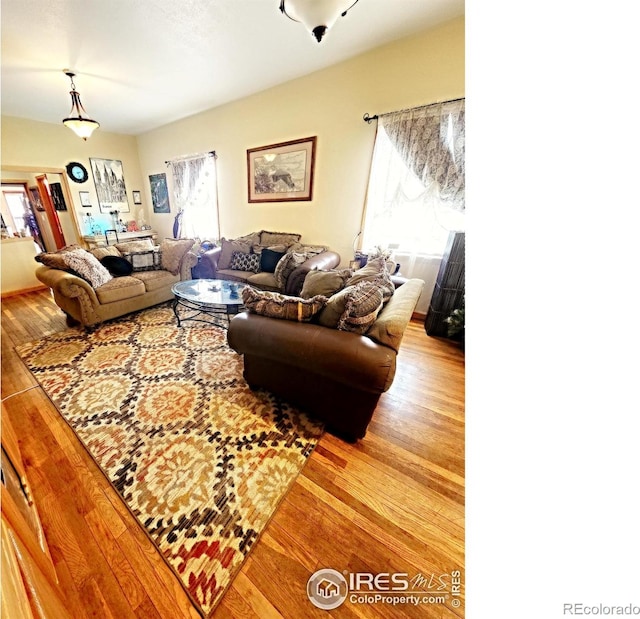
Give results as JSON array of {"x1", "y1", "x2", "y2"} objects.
[
  {"x1": 227, "y1": 278, "x2": 424, "y2": 441},
  {"x1": 198, "y1": 231, "x2": 341, "y2": 296}
]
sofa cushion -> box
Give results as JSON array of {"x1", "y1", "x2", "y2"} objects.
[
  {"x1": 300, "y1": 269, "x2": 352, "y2": 299},
  {"x1": 131, "y1": 269, "x2": 180, "y2": 292},
  {"x1": 274, "y1": 251, "x2": 308, "y2": 289},
  {"x1": 337, "y1": 281, "x2": 385, "y2": 334},
  {"x1": 259, "y1": 231, "x2": 301, "y2": 246},
  {"x1": 115, "y1": 239, "x2": 154, "y2": 253},
  {"x1": 160, "y1": 238, "x2": 194, "y2": 274},
  {"x1": 316, "y1": 286, "x2": 352, "y2": 328},
  {"x1": 289, "y1": 242, "x2": 329, "y2": 255},
  {"x1": 216, "y1": 269, "x2": 251, "y2": 283},
  {"x1": 218, "y1": 238, "x2": 251, "y2": 270},
  {"x1": 241, "y1": 286, "x2": 327, "y2": 322},
  {"x1": 60, "y1": 248, "x2": 113, "y2": 288},
  {"x1": 230, "y1": 251, "x2": 260, "y2": 273},
  {"x1": 90, "y1": 246, "x2": 122, "y2": 261},
  {"x1": 100, "y1": 255, "x2": 134, "y2": 277},
  {"x1": 95, "y1": 276, "x2": 146, "y2": 304},
  {"x1": 246, "y1": 272, "x2": 279, "y2": 291},
  {"x1": 258, "y1": 248, "x2": 287, "y2": 273}
]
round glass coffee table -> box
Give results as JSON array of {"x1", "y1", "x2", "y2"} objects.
[{"x1": 171, "y1": 279, "x2": 246, "y2": 328}]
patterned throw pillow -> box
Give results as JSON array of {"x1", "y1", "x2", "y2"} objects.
[
  {"x1": 337, "y1": 281, "x2": 385, "y2": 334},
  {"x1": 217, "y1": 238, "x2": 251, "y2": 270},
  {"x1": 273, "y1": 252, "x2": 309, "y2": 289},
  {"x1": 229, "y1": 251, "x2": 260, "y2": 273},
  {"x1": 60, "y1": 248, "x2": 113, "y2": 288},
  {"x1": 241, "y1": 286, "x2": 327, "y2": 322},
  {"x1": 347, "y1": 256, "x2": 395, "y2": 302},
  {"x1": 160, "y1": 238, "x2": 194, "y2": 275}
]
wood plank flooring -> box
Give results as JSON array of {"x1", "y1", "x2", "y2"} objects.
[{"x1": 1, "y1": 290, "x2": 465, "y2": 618}]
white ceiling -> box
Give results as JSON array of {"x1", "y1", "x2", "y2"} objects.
[{"x1": 1, "y1": 0, "x2": 464, "y2": 136}]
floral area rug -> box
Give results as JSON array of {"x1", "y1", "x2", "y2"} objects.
[{"x1": 16, "y1": 303, "x2": 324, "y2": 617}]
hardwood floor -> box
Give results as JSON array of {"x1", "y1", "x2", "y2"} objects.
[{"x1": 1, "y1": 290, "x2": 465, "y2": 618}]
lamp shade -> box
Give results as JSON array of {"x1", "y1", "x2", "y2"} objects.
[
  {"x1": 62, "y1": 72, "x2": 100, "y2": 140},
  {"x1": 280, "y1": 0, "x2": 359, "y2": 42}
]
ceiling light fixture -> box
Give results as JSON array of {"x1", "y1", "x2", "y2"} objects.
[
  {"x1": 62, "y1": 70, "x2": 100, "y2": 140},
  {"x1": 279, "y1": 0, "x2": 360, "y2": 43}
]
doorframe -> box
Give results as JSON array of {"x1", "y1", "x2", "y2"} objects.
[{"x1": 1, "y1": 165, "x2": 83, "y2": 247}]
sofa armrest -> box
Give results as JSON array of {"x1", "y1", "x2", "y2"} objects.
[
  {"x1": 285, "y1": 250, "x2": 341, "y2": 296},
  {"x1": 35, "y1": 265, "x2": 99, "y2": 303},
  {"x1": 228, "y1": 312, "x2": 396, "y2": 393},
  {"x1": 179, "y1": 251, "x2": 199, "y2": 280},
  {"x1": 200, "y1": 247, "x2": 222, "y2": 278}
]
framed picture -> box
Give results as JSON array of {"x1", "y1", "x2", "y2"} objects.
[
  {"x1": 79, "y1": 191, "x2": 92, "y2": 207},
  {"x1": 29, "y1": 186, "x2": 45, "y2": 211},
  {"x1": 49, "y1": 182, "x2": 67, "y2": 211},
  {"x1": 149, "y1": 173, "x2": 171, "y2": 213},
  {"x1": 247, "y1": 136, "x2": 316, "y2": 203},
  {"x1": 89, "y1": 158, "x2": 130, "y2": 213},
  {"x1": 132, "y1": 190, "x2": 142, "y2": 204}
]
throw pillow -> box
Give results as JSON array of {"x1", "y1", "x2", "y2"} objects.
[
  {"x1": 259, "y1": 248, "x2": 287, "y2": 273},
  {"x1": 35, "y1": 245, "x2": 81, "y2": 270},
  {"x1": 229, "y1": 251, "x2": 260, "y2": 273},
  {"x1": 101, "y1": 255, "x2": 134, "y2": 277},
  {"x1": 60, "y1": 248, "x2": 113, "y2": 288},
  {"x1": 337, "y1": 281, "x2": 385, "y2": 334},
  {"x1": 347, "y1": 256, "x2": 395, "y2": 302},
  {"x1": 160, "y1": 238, "x2": 194, "y2": 275},
  {"x1": 300, "y1": 269, "x2": 352, "y2": 299},
  {"x1": 90, "y1": 246, "x2": 122, "y2": 261},
  {"x1": 218, "y1": 238, "x2": 251, "y2": 270},
  {"x1": 259, "y1": 230, "x2": 302, "y2": 246},
  {"x1": 241, "y1": 286, "x2": 327, "y2": 322},
  {"x1": 273, "y1": 251, "x2": 309, "y2": 289},
  {"x1": 317, "y1": 285, "x2": 354, "y2": 329},
  {"x1": 289, "y1": 242, "x2": 329, "y2": 255}
]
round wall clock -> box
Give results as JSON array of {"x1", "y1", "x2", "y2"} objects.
[{"x1": 66, "y1": 162, "x2": 89, "y2": 184}]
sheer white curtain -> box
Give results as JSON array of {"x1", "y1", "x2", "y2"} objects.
[
  {"x1": 169, "y1": 153, "x2": 220, "y2": 241},
  {"x1": 360, "y1": 100, "x2": 465, "y2": 313}
]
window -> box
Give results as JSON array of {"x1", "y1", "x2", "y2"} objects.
[
  {"x1": 168, "y1": 153, "x2": 220, "y2": 242},
  {"x1": 361, "y1": 100, "x2": 465, "y2": 259}
]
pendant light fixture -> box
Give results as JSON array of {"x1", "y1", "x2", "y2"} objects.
[
  {"x1": 279, "y1": 0, "x2": 360, "y2": 43},
  {"x1": 62, "y1": 70, "x2": 100, "y2": 140}
]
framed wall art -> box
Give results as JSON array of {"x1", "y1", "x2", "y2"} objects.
[
  {"x1": 49, "y1": 182, "x2": 67, "y2": 211},
  {"x1": 247, "y1": 136, "x2": 316, "y2": 203},
  {"x1": 89, "y1": 158, "x2": 130, "y2": 213},
  {"x1": 79, "y1": 191, "x2": 92, "y2": 207},
  {"x1": 132, "y1": 190, "x2": 142, "y2": 204},
  {"x1": 149, "y1": 173, "x2": 171, "y2": 213},
  {"x1": 29, "y1": 186, "x2": 45, "y2": 211}
]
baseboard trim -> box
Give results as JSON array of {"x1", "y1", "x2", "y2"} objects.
[
  {"x1": 1, "y1": 285, "x2": 48, "y2": 300},
  {"x1": 412, "y1": 311, "x2": 426, "y2": 322}
]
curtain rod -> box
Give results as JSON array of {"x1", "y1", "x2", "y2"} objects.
[
  {"x1": 165, "y1": 151, "x2": 217, "y2": 165},
  {"x1": 363, "y1": 97, "x2": 464, "y2": 124}
]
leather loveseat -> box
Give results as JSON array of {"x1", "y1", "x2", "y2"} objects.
[
  {"x1": 227, "y1": 277, "x2": 424, "y2": 441},
  {"x1": 199, "y1": 230, "x2": 341, "y2": 296}
]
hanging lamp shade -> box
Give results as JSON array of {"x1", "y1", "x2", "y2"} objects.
[
  {"x1": 62, "y1": 71, "x2": 100, "y2": 140},
  {"x1": 279, "y1": 0, "x2": 359, "y2": 42}
]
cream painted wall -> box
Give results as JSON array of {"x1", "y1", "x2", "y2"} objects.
[
  {"x1": 136, "y1": 17, "x2": 465, "y2": 264},
  {"x1": 1, "y1": 117, "x2": 149, "y2": 239},
  {"x1": 1, "y1": 16, "x2": 464, "y2": 303}
]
